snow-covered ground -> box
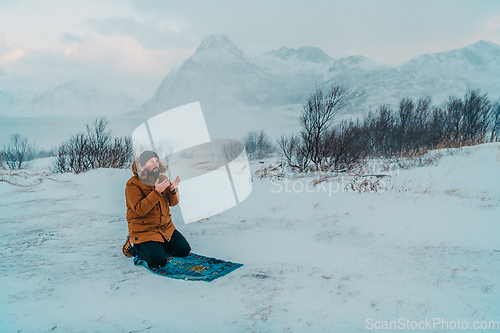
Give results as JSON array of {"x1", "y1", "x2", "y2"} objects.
[{"x1": 0, "y1": 143, "x2": 499, "y2": 332}]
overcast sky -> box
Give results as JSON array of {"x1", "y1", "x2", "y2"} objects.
[{"x1": 1, "y1": 0, "x2": 499, "y2": 100}]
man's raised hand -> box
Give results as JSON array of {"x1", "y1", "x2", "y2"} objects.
[
  {"x1": 169, "y1": 176, "x2": 180, "y2": 192},
  {"x1": 155, "y1": 177, "x2": 171, "y2": 193}
]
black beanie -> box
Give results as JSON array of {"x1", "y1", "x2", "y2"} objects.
[{"x1": 139, "y1": 150, "x2": 159, "y2": 166}]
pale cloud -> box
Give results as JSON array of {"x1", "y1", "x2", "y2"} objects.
[
  {"x1": 0, "y1": 33, "x2": 25, "y2": 74},
  {"x1": 64, "y1": 48, "x2": 76, "y2": 57},
  {"x1": 466, "y1": 12, "x2": 500, "y2": 48},
  {"x1": 86, "y1": 17, "x2": 141, "y2": 36},
  {"x1": 486, "y1": 13, "x2": 500, "y2": 32},
  {"x1": 0, "y1": 48, "x2": 84, "y2": 89},
  {"x1": 0, "y1": 32, "x2": 195, "y2": 97},
  {"x1": 71, "y1": 34, "x2": 192, "y2": 76},
  {"x1": 85, "y1": 16, "x2": 190, "y2": 50},
  {"x1": 60, "y1": 32, "x2": 84, "y2": 44},
  {"x1": 157, "y1": 19, "x2": 187, "y2": 34},
  {"x1": 14, "y1": 49, "x2": 82, "y2": 69},
  {"x1": 1, "y1": 49, "x2": 25, "y2": 63},
  {"x1": 484, "y1": 13, "x2": 500, "y2": 44}
]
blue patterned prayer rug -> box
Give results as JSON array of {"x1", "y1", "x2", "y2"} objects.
[{"x1": 133, "y1": 252, "x2": 243, "y2": 282}]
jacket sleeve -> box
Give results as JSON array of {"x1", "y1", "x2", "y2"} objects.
[
  {"x1": 166, "y1": 188, "x2": 180, "y2": 207},
  {"x1": 126, "y1": 181, "x2": 162, "y2": 216}
]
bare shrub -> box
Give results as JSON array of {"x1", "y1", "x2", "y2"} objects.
[
  {"x1": 242, "y1": 130, "x2": 276, "y2": 161},
  {"x1": 1, "y1": 133, "x2": 37, "y2": 170},
  {"x1": 344, "y1": 173, "x2": 386, "y2": 193},
  {"x1": 277, "y1": 86, "x2": 499, "y2": 176},
  {"x1": 489, "y1": 98, "x2": 500, "y2": 142},
  {"x1": 462, "y1": 89, "x2": 491, "y2": 144},
  {"x1": 276, "y1": 131, "x2": 312, "y2": 173},
  {"x1": 323, "y1": 120, "x2": 365, "y2": 172},
  {"x1": 221, "y1": 140, "x2": 244, "y2": 163},
  {"x1": 51, "y1": 117, "x2": 133, "y2": 174}
]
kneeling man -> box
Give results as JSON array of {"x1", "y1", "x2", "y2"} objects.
[{"x1": 122, "y1": 150, "x2": 191, "y2": 268}]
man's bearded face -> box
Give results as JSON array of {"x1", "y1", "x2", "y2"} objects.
[
  {"x1": 149, "y1": 165, "x2": 159, "y2": 178},
  {"x1": 144, "y1": 157, "x2": 160, "y2": 178}
]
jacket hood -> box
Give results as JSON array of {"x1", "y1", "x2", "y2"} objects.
[{"x1": 131, "y1": 155, "x2": 168, "y2": 186}]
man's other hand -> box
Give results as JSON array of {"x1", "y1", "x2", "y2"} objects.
[
  {"x1": 169, "y1": 176, "x2": 180, "y2": 192},
  {"x1": 155, "y1": 178, "x2": 171, "y2": 193}
]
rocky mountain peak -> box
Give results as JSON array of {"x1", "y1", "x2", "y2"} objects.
[
  {"x1": 192, "y1": 34, "x2": 246, "y2": 61},
  {"x1": 262, "y1": 46, "x2": 330, "y2": 63}
]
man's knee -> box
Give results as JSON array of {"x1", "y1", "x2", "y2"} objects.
[
  {"x1": 176, "y1": 243, "x2": 191, "y2": 257},
  {"x1": 137, "y1": 241, "x2": 168, "y2": 268},
  {"x1": 149, "y1": 254, "x2": 167, "y2": 268}
]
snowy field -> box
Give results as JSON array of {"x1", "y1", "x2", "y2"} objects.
[{"x1": 0, "y1": 143, "x2": 499, "y2": 332}]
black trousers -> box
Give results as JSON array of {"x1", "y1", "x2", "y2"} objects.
[{"x1": 131, "y1": 229, "x2": 191, "y2": 268}]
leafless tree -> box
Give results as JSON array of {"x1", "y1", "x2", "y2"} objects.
[
  {"x1": 275, "y1": 132, "x2": 311, "y2": 172},
  {"x1": 299, "y1": 84, "x2": 349, "y2": 171},
  {"x1": 2, "y1": 133, "x2": 36, "y2": 170},
  {"x1": 108, "y1": 136, "x2": 133, "y2": 169},
  {"x1": 243, "y1": 130, "x2": 276, "y2": 160},
  {"x1": 462, "y1": 89, "x2": 491, "y2": 145},
  {"x1": 371, "y1": 104, "x2": 396, "y2": 157},
  {"x1": 489, "y1": 99, "x2": 500, "y2": 142},
  {"x1": 443, "y1": 95, "x2": 464, "y2": 147},
  {"x1": 427, "y1": 106, "x2": 447, "y2": 148},
  {"x1": 395, "y1": 95, "x2": 433, "y2": 155},
  {"x1": 397, "y1": 97, "x2": 415, "y2": 155},
  {"x1": 85, "y1": 117, "x2": 112, "y2": 169},
  {"x1": 221, "y1": 140, "x2": 244, "y2": 164},
  {"x1": 413, "y1": 94, "x2": 432, "y2": 150},
  {"x1": 323, "y1": 120, "x2": 364, "y2": 171}
]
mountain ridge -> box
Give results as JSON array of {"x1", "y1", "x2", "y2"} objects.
[
  {"x1": 2, "y1": 35, "x2": 499, "y2": 118},
  {"x1": 133, "y1": 34, "x2": 500, "y2": 120}
]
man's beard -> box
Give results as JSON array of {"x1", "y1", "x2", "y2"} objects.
[{"x1": 149, "y1": 168, "x2": 159, "y2": 179}]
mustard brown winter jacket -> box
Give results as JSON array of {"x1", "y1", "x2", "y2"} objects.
[{"x1": 125, "y1": 156, "x2": 180, "y2": 244}]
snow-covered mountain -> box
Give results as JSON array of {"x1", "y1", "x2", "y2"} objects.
[
  {"x1": 3, "y1": 36, "x2": 499, "y2": 123},
  {"x1": 397, "y1": 40, "x2": 500, "y2": 98},
  {"x1": 0, "y1": 78, "x2": 139, "y2": 117},
  {"x1": 133, "y1": 35, "x2": 500, "y2": 120},
  {"x1": 139, "y1": 35, "x2": 289, "y2": 115}
]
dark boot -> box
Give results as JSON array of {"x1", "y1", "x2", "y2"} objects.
[{"x1": 122, "y1": 235, "x2": 133, "y2": 257}]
